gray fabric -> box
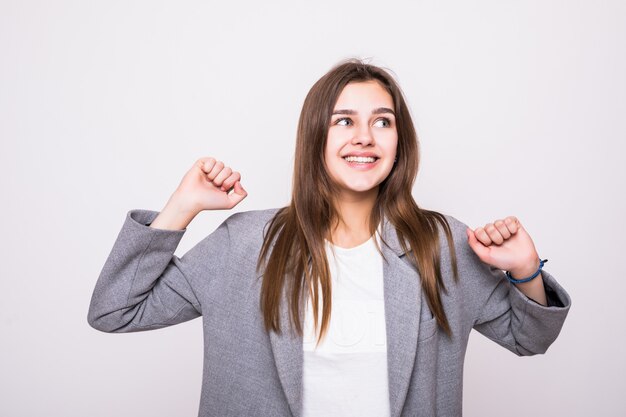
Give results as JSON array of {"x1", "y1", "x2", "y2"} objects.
[{"x1": 88, "y1": 208, "x2": 572, "y2": 417}]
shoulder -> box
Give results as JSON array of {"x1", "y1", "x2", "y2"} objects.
[
  {"x1": 428, "y1": 212, "x2": 477, "y2": 265},
  {"x1": 422, "y1": 211, "x2": 470, "y2": 250},
  {"x1": 441, "y1": 213, "x2": 470, "y2": 244},
  {"x1": 220, "y1": 207, "x2": 284, "y2": 241},
  {"x1": 437, "y1": 213, "x2": 500, "y2": 290},
  {"x1": 224, "y1": 207, "x2": 282, "y2": 226},
  {"x1": 440, "y1": 213, "x2": 469, "y2": 234}
]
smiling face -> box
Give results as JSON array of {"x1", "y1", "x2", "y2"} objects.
[{"x1": 324, "y1": 80, "x2": 398, "y2": 200}]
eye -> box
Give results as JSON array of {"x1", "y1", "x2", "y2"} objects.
[
  {"x1": 373, "y1": 118, "x2": 392, "y2": 128},
  {"x1": 334, "y1": 117, "x2": 352, "y2": 126}
]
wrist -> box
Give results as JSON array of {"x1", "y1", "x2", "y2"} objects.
[
  {"x1": 506, "y1": 258, "x2": 548, "y2": 285},
  {"x1": 165, "y1": 192, "x2": 202, "y2": 218},
  {"x1": 150, "y1": 202, "x2": 198, "y2": 231},
  {"x1": 508, "y1": 258, "x2": 541, "y2": 280}
]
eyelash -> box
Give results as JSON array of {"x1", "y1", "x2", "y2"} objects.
[{"x1": 334, "y1": 117, "x2": 392, "y2": 128}]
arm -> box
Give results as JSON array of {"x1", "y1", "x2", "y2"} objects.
[
  {"x1": 87, "y1": 157, "x2": 247, "y2": 333},
  {"x1": 457, "y1": 216, "x2": 571, "y2": 355},
  {"x1": 87, "y1": 208, "x2": 230, "y2": 333},
  {"x1": 471, "y1": 264, "x2": 571, "y2": 356}
]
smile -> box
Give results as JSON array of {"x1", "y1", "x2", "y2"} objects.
[
  {"x1": 342, "y1": 156, "x2": 378, "y2": 163},
  {"x1": 342, "y1": 156, "x2": 380, "y2": 171}
]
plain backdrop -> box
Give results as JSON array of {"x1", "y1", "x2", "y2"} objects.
[{"x1": 1, "y1": 0, "x2": 625, "y2": 416}]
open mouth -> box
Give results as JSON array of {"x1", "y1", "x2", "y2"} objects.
[{"x1": 342, "y1": 156, "x2": 379, "y2": 164}]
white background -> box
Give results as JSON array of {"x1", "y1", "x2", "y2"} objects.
[{"x1": 1, "y1": 0, "x2": 624, "y2": 416}]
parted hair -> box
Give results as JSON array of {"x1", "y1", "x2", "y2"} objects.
[{"x1": 257, "y1": 59, "x2": 459, "y2": 344}]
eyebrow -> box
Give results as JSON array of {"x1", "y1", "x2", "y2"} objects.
[{"x1": 332, "y1": 107, "x2": 396, "y2": 116}]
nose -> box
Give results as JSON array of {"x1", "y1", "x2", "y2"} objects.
[{"x1": 351, "y1": 124, "x2": 375, "y2": 146}]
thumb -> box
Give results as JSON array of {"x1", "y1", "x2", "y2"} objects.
[
  {"x1": 227, "y1": 181, "x2": 248, "y2": 207},
  {"x1": 466, "y1": 227, "x2": 489, "y2": 262}
]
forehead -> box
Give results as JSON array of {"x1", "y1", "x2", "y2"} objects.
[{"x1": 334, "y1": 80, "x2": 394, "y2": 110}]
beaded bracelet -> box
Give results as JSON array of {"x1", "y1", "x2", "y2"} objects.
[{"x1": 505, "y1": 259, "x2": 548, "y2": 284}]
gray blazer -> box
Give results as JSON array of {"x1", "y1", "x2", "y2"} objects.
[{"x1": 88, "y1": 208, "x2": 571, "y2": 417}]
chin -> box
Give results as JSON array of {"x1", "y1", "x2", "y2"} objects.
[{"x1": 343, "y1": 182, "x2": 381, "y2": 194}]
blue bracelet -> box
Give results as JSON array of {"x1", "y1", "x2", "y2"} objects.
[{"x1": 505, "y1": 259, "x2": 548, "y2": 284}]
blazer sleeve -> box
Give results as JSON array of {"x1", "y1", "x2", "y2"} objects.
[
  {"x1": 87, "y1": 209, "x2": 229, "y2": 333},
  {"x1": 471, "y1": 265, "x2": 571, "y2": 356},
  {"x1": 449, "y1": 216, "x2": 572, "y2": 356}
]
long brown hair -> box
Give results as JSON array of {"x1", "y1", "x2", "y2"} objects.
[{"x1": 257, "y1": 59, "x2": 459, "y2": 343}]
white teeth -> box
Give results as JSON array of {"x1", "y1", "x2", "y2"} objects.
[{"x1": 343, "y1": 156, "x2": 377, "y2": 163}]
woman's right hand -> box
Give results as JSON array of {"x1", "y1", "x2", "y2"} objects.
[
  {"x1": 149, "y1": 157, "x2": 247, "y2": 230},
  {"x1": 168, "y1": 157, "x2": 248, "y2": 215}
]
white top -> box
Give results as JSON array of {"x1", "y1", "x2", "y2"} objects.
[{"x1": 302, "y1": 234, "x2": 390, "y2": 417}]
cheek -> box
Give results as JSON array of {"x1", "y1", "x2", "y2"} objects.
[
  {"x1": 383, "y1": 136, "x2": 399, "y2": 172},
  {"x1": 323, "y1": 142, "x2": 333, "y2": 160},
  {"x1": 383, "y1": 134, "x2": 399, "y2": 156},
  {"x1": 325, "y1": 131, "x2": 340, "y2": 153},
  {"x1": 324, "y1": 134, "x2": 343, "y2": 160},
  {"x1": 323, "y1": 137, "x2": 340, "y2": 175}
]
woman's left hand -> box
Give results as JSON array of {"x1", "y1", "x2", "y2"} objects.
[{"x1": 466, "y1": 216, "x2": 540, "y2": 278}]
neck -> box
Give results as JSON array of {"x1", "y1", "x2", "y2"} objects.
[{"x1": 329, "y1": 187, "x2": 378, "y2": 248}]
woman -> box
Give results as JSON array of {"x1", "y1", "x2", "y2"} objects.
[{"x1": 88, "y1": 59, "x2": 571, "y2": 417}]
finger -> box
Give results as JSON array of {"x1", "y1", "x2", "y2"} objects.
[
  {"x1": 504, "y1": 216, "x2": 519, "y2": 234},
  {"x1": 207, "y1": 160, "x2": 224, "y2": 181},
  {"x1": 466, "y1": 228, "x2": 489, "y2": 261},
  {"x1": 197, "y1": 157, "x2": 216, "y2": 173},
  {"x1": 220, "y1": 171, "x2": 241, "y2": 191},
  {"x1": 227, "y1": 181, "x2": 248, "y2": 207},
  {"x1": 494, "y1": 219, "x2": 511, "y2": 240},
  {"x1": 485, "y1": 223, "x2": 504, "y2": 245},
  {"x1": 474, "y1": 227, "x2": 493, "y2": 246},
  {"x1": 212, "y1": 166, "x2": 232, "y2": 187}
]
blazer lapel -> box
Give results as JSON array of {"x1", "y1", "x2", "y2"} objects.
[
  {"x1": 380, "y1": 216, "x2": 423, "y2": 417},
  {"x1": 268, "y1": 289, "x2": 304, "y2": 417},
  {"x1": 268, "y1": 216, "x2": 423, "y2": 417}
]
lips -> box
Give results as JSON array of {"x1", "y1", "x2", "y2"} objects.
[
  {"x1": 340, "y1": 155, "x2": 381, "y2": 173},
  {"x1": 341, "y1": 151, "x2": 379, "y2": 158},
  {"x1": 343, "y1": 155, "x2": 378, "y2": 163}
]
